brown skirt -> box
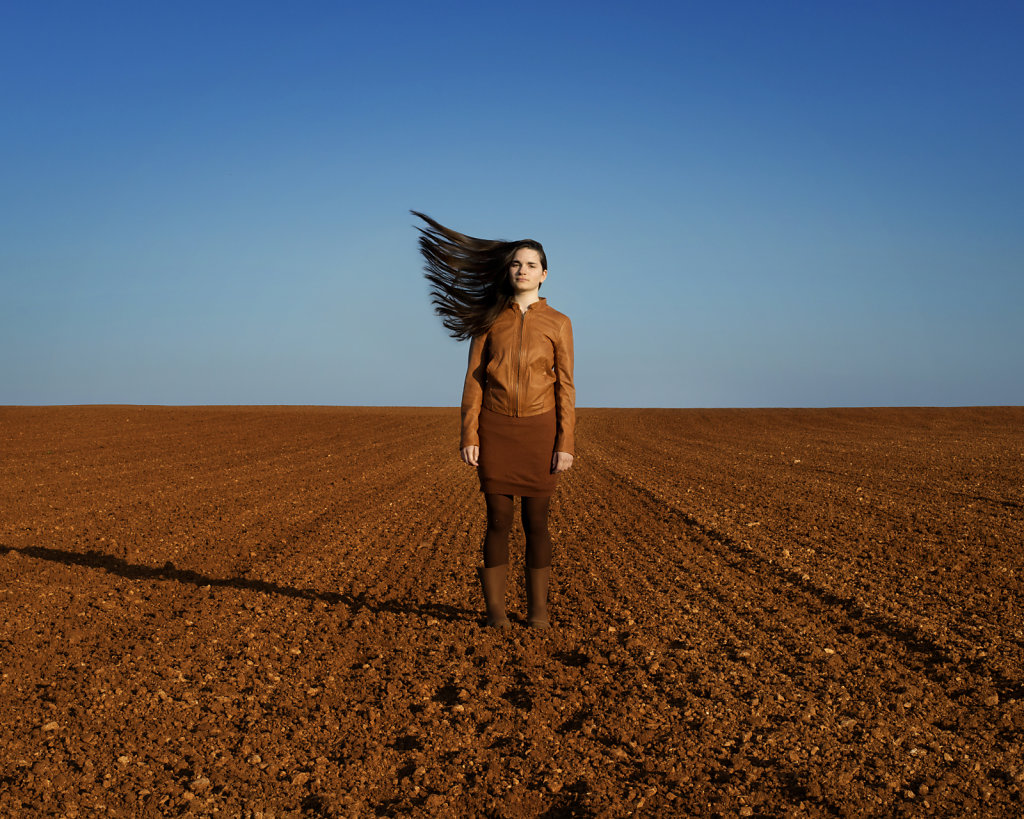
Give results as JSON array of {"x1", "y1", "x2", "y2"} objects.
[{"x1": 477, "y1": 405, "x2": 558, "y2": 497}]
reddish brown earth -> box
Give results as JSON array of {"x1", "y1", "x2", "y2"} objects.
[{"x1": 1, "y1": 406, "x2": 1022, "y2": 817}]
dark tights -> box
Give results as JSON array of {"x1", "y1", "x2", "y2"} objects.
[{"x1": 483, "y1": 493, "x2": 552, "y2": 569}]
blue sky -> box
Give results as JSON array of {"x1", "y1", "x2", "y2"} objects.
[{"x1": 2, "y1": 0, "x2": 1021, "y2": 407}]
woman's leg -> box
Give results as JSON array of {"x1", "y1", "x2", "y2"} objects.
[
  {"x1": 483, "y1": 493, "x2": 515, "y2": 567},
  {"x1": 521, "y1": 495, "x2": 553, "y2": 628},
  {"x1": 479, "y1": 493, "x2": 514, "y2": 628},
  {"x1": 521, "y1": 495, "x2": 552, "y2": 569}
]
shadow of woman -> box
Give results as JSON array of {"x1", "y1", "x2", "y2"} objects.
[{"x1": 1, "y1": 542, "x2": 476, "y2": 624}]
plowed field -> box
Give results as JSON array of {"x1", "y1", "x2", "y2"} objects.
[{"x1": 1, "y1": 406, "x2": 1022, "y2": 817}]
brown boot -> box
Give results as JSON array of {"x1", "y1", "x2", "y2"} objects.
[
  {"x1": 525, "y1": 565, "x2": 551, "y2": 629},
  {"x1": 477, "y1": 565, "x2": 511, "y2": 628}
]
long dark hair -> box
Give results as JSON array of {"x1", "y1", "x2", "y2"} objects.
[{"x1": 413, "y1": 210, "x2": 547, "y2": 341}]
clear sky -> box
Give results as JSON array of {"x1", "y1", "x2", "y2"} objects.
[{"x1": 2, "y1": 0, "x2": 1022, "y2": 408}]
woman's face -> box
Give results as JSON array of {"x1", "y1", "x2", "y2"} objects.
[{"x1": 508, "y1": 248, "x2": 548, "y2": 293}]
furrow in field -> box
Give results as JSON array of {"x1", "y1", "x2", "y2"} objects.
[
  {"x1": 602, "y1": 451, "x2": 1022, "y2": 700},
  {"x1": 599, "y1": 451, "x2": 951, "y2": 659},
  {"x1": 580, "y1": 413, "x2": 1021, "y2": 677},
  {"x1": 565, "y1": 451, "x2": 835, "y2": 689}
]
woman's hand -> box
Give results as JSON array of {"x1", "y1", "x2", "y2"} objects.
[
  {"x1": 551, "y1": 451, "x2": 574, "y2": 473},
  {"x1": 460, "y1": 445, "x2": 479, "y2": 467}
]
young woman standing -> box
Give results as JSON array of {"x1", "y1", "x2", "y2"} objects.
[{"x1": 414, "y1": 212, "x2": 575, "y2": 629}]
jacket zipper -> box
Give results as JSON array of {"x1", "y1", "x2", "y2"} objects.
[{"x1": 515, "y1": 308, "x2": 526, "y2": 417}]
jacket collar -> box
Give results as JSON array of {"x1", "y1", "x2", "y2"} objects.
[{"x1": 509, "y1": 297, "x2": 547, "y2": 313}]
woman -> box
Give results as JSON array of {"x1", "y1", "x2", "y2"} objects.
[{"x1": 414, "y1": 211, "x2": 575, "y2": 629}]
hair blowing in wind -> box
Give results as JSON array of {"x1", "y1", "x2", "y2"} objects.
[{"x1": 413, "y1": 211, "x2": 547, "y2": 341}]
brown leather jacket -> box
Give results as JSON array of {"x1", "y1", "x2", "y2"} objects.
[{"x1": 461, "y1": 297, "x2": 575, "y2": 454}]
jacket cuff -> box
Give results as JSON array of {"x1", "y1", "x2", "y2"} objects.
[{"x1": 554, "y1": 436, "x2": 574, "y2": 456}]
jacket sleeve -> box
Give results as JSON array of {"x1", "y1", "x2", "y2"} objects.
[
  {"x1": 553, "y1": 316, "x2": 576, "y2": 455},
  {"x1": 460, "y1": 333, "x2": 487, "y2": 448}
]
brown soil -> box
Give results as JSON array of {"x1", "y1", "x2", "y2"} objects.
[{"x1": 1, "y1": 406, "x2": 1022, "y2": 817}]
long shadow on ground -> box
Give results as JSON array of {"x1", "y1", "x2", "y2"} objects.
[{"x1": 0, "y1": 543, "x2": 476, "y2": 624}]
